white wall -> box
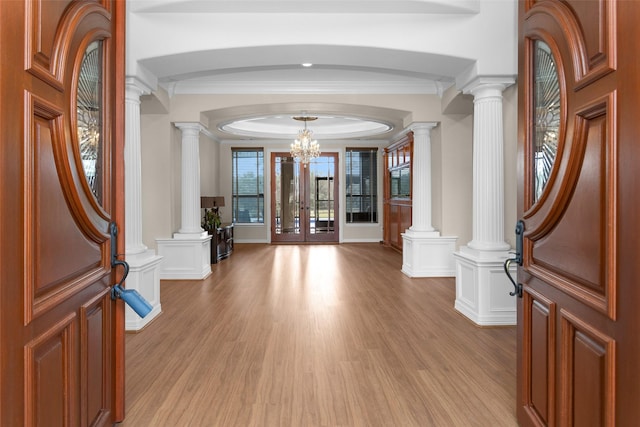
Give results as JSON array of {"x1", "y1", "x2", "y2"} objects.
[
  {"x1": 437, "y1": 114, "x2": 474, "y2": 246},
  {"x1": 140, "y1": 114, "x2": 174, "y2": 250}
]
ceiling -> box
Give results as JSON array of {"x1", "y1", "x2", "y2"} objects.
[
  {"x1": 128, "y1": 0, "x2": 482, "y2": 14},
  {"x1": 220, "y1": 114, "x2": 393, "y2": 140},
  {"x1": 128, "y1": 0, "x2": 516, "y2": 141}
]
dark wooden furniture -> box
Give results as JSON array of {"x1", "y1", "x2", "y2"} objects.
[
  {"x1": 383, "y1": 132, "x2": 413, "y2": 252},
  {"x1": 211, "y1": 223, "x2": 234, "y2": 263}
]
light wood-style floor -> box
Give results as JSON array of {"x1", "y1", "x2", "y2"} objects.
[{"x1": 121, "y1": 244, "x2": 517, "y2": 427}]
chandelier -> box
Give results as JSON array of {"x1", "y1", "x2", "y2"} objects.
[{"x1": 290, "y1": 115, "x2": 320, "y2": 165}]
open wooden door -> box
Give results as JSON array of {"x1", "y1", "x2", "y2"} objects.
[
  {"x1": 517, "y1": 1, "x2": 640, "y2": 425},
  {"x1": 0, "y1": 1, "x2": 125, "y2": 425}
]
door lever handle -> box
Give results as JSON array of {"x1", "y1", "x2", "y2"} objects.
[
  {"x1": 504, "y1": 220, "x2": 524, "y2": 298},
  {"x1": 109, "y1": 222, "x2": 153, "y2": 318},
  {"x1": 110, "y1": 223, "x2": 129, "y2": 284}
]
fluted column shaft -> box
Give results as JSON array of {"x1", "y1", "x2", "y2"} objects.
[
  {"x1": 465, "y1": 81, "x2": 512, "y2": 251},
  {"x1": 409, "y1": 123, "x2": 437, "y2": 233},
  {"x1": 174, "y1": 122, "x2": 205, "y2": 234},
  {"x1": 124, "y1": 78, "x2": 149, "y2": 255}
]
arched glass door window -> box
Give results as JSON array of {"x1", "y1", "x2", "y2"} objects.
[
  {"x1": 533, "y1": 40, "x2": 560, "y2": 203},
  {"x1": 76, "y1": 40, "x2": 104, "y2": 205}
]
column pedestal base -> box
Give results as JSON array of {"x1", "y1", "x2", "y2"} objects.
[
  {"x1": 401, "y1": 230, "x2": 457, "y2": 277},
  {"x1": 124, "y1": 250, "x2": 163, "y2": 331},
  {"x1": 453, "y1": 246, "x2": 517, "y2": 326},
  {"x1": 156, "y1": 234, "x2": 212, "y2": 280}
]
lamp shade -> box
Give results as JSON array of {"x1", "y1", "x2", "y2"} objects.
[
  {"x1": 201, "y1": 196, "x2": 216, "y2": 209},
  {"x1": 213, "y1": 196, "x2": 225, "y2": 207},
  {"x1": 201, "y1": 196, "x2": 225, "y2": 208}
]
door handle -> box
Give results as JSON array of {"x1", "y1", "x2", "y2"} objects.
[
  {"x1": 504, "y1": 220, "x2": 524, "y2": 298},
  {"x1": 109, "y1": 222, "x2": 153, "y2": 318}
]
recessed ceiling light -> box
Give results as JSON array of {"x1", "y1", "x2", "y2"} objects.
[{"x1": 301, "y1": 63, "x2": 313, "y2": 67}]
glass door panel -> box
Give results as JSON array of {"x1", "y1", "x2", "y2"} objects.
[
  {"x1": 271, "y1": 152, "x2": 339, "y2": 243},
  {"x1": 272, "y1": 154, "x2": 303, "y2": 242},
  {"x1": 308, "y1": 155, "x2": 336, "y2": 240},
  {"x1": 532, "y1": 40, "x2": 560, "y2": 203}
]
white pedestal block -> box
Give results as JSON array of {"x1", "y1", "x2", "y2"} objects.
[
  {"x1": 156, "y1": 234, "x2": 212, "y2": 280},
  {"x1": 124, "y1": 250, "x2": 163, "y2": 331},
  {"x1": 453, "y1": 246, "x2": 517, "y2": 326},
  {"x1": 401, "y1": 230, "x2": 458, "y2": 277}
]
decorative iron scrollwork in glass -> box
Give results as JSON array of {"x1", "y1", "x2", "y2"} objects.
[
  {"x1": 533, "y1": 40, "x2": 560, "y2": 203},
  {"x1": 77, "y1": 40, "x2": 103, "y2": 204}
]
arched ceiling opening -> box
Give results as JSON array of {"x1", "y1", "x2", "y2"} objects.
[
  {"x1": 129, "y1": 1, "x2": 516, "y2": 141},
  {"x1": 202, "y1": 102, "x2": 410, "y2": 141}
]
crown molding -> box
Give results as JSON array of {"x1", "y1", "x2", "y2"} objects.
[{"x1": 163, "y1": 79, "x2": 449, "y2": 96}]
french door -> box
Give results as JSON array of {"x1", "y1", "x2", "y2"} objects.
[
  {"x1": 0, "y1": 1, "x2": 125, "y2": 425},
  {"x1": 517, "y1": 1, "x2": 640, "y2": 425},
  {"x1": 271, "y1": 153, "x2": 339, "y2": 243}
]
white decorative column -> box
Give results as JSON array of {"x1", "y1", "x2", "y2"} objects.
[
  {"x1": 124, "y1": 77, "x2": 163, "y2": 331},
  {"x1": 401, "y1": 122, "x2": 457, "y2": 277},
  {"x1": 156, "y1": 122, "x2": 212, "y2": 280},
  {"x1": 409, "y1": 124, "x2": 436, "y2": 233},
  {"x1": 175, "y1": 123, "x2": 206, "y2": 236},
  {"x1": 454, "y1": 77, "x2": 517, "y2": 325}
]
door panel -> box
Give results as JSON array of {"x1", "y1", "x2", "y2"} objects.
[
  {"x1": 30, "y1": 108, "x2": 105, "y2": 321},
  {"x1": 271, "y1": 153, "x2": 339, "y2": 243},
  {"x1": 272, "y1": 154, "x2": 303, "y2": 242},
  {"x1": 517, "y1": 1, "x2": 639, "y2": 425},
  {"x1": 1, "y1": 1, "x2": 124, "y2": 426},
  {"x1": 529, "y1": 99, "x2": 615, "y2": 316},
  {"x1": 521, "y1": 287, "x2": 556, "y2": 426},
  {"x1": 81, "y1": 290, "x2": 113, "y2": 426},
  {"x1": 307, "y1": 154, "x2": 338, "y2": 242},
  {"x1": 24, "y1": 313, "x2": 76, "y2": 426},
  {"x1": 560, "y1": 309, "x2": 614, "y2": 427}
]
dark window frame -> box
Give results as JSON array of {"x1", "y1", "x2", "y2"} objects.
[
  {"x1": 345, "y1": 147, "x2": 378, "y2": 223},
  {"x1": 232, "y1": 148, "x2": 264, "y2": 224}
]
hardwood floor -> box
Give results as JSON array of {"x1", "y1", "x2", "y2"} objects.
[{"x1": 121, "y1": 244, "x2": 517, "y2": 426}]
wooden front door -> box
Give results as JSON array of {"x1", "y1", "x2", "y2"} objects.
[
  {"x1": 0, "y1": 1, "x2": 125, "y2": 426},
  {"x1": 271, "y1": 153, "x2": 339, "y2": 243},
  {"x1": 517, "y1": 1, "x2": 640, "y2": 425}
]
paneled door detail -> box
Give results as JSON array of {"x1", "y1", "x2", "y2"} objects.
[
  {"x1": 517, "y1": 1, "x2": 639, "y2": 425},
  {"x1": 0, "y1": 1, "x2": 125, "y2": 426},
  {"x1": 272, "y1": 153, "x2": 339, "y2": 243}
]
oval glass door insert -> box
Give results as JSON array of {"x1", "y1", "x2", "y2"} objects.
[
  {"x1": 533, "y1": 40, "x2": 560, "y2": 203},
  {"x1": 77, "y1": 40, "x2": 103, "y2": 205}
]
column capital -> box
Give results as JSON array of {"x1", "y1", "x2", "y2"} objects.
[
  {"x1": 174, "y1": 122, "x2": 217, "y2": 141},
  {"x1": 125, "y1": 76, "x2": 153, "y2": 101},
  {"x1": 409, "y1": 122, "x2": 438, "y2": 135},
  {"x1": 462, "y1": 76, "x2": 515, "y2": 99},
  {"x1": 173, "y1": 121, "x2": 206, "y2": 133}
]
